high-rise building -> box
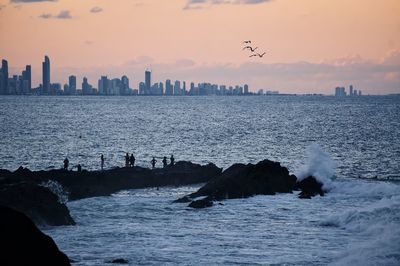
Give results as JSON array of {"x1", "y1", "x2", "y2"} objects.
[
  {"x1": 335, "y1": 87, "x2": 346, "y2": 97},
  {"x1": 165, "y1": 79, "x2": 173, "y2": 95},
  {"x1": 69, "y1": 75, "x2": 77, "y2": 95},
  {"x1": 82, "y1": 77, "x2": 93, "y2": 95},
  {"x1": 174, "y1": 80, "x2": 181, "y2": 95},
  {"x1": 145, "y1": 70, "x2": 151, "y2": 95},
  {"x1": 98, "y1": 76, "x2": 109, "y2": 95},
  {"x1": 121, "y1": 75, "x2": 129, "y2": 95},
  {"x1": 244, "y1": 84, "x2": 249, "y2": 94},
  {"x1": 349, "y1": 85, "x2": 353, "y2": 96},
  {"x1": 42, "y1": 55, "x2": 50, "y2": 94},
  {"x1": 1, "y1": 59, "x2": 9, "y2": 94}
]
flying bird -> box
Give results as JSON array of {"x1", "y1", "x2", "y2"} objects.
[
  {"x1": 243, "y1": 40, "x2": 251, "y2": 44},
  {"x1": 256, "y1": 52, "x2": 266, "y2": 57},
  {"x1": 243, "y1": 46, "x2": 258, "y2": 52},
  {"x1": 249, "y1": 54, "x2": 258, "y2": 57}
]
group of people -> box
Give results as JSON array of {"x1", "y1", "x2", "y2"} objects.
[
  {"x1": 63, "y1": 157, "x2": 82, "y2": 172},
  {"x1": 151, "y1": 155, "x2": 175, "y2": 169},
  {"x1": 125, "y1": 153, "x2": 136, "y2": 168},
  {"x1": 63, "y1": 153, "x2": 175, "y2": 171}
]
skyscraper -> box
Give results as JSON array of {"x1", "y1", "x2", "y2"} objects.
[
  {"x1": 69, "y1": 75, "x2": 77, "y2": 95},
  {"x1": 145, "y1": 70, "x2": 151, "y2": 95},
  {"x1": 1, "y1": 59, "x2": 9, "y2": 94},
  {"x1": 42, "y1": 55, "x2": 50, "y2": 94}
]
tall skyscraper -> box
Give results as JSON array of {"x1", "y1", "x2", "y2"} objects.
[
  {"x1": 69, "y1": 75, "x2": 77, "y2": 95},
  {"x1": 349, "y1": 85, "x2": 353, "y2": 96},
  {"x1": 42, "y1": 55, "x2": 50, "y2": 94},
  {"x1": 25, "y1": 65, "x2": 31, "y2": 92},
  {"x1": 1, "y1": 59, "x2": 9, "y2": 94},
  {"x1": 165, "y1": 79, "x2": 173, "y2": 95},
  {"x1": 145, "y1": 70, "x2": 151, "y2": 95}
]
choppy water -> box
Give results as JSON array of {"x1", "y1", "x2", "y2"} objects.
[{"x1": 1, "y1": 95, "x2": 400, "y2": 265}]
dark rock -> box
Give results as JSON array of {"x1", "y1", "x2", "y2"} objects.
[
  {"x1": 0, "y1": 161, "x2": 222, "y2": 202},
  {"x1": 109, "y1": 258, "x2": 129, "y2": 264},
  {"x1": 0, "y1": 205, "x2": 71, "y2": 266},
  {"x1": 295, "y1": 176, "x2": 324, "y2": 198},
  {"x1": 188, "y1": 199, "x2": 213, "y2": 208},
  {"x1": 177, "y1": 159, "x2": 297, "y2": 203},
  {"x1": 0, "y1": 182, "x2": 75, "y2": 226},
  {"x1": 173, "y1": 196, "x2": 192, "y2": 203}
]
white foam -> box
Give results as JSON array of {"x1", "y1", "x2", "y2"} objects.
[
  {"x1": 295, "y1": 143, "x2": 336, "y2": 190},
  {"x1": 325, "y1": 195, "x2": 400, "y2": 266}
]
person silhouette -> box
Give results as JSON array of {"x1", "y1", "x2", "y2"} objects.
[
  {"x1": 101, "y1": 154, "x2": 104, "y2": 171},
  {"x1": 125, "y1": 153, "x2": 130, "y2": 168},
  {"x1": 151, "y1": 157, "x2": 157, "y2": 169},
  {"x1": 170, "y1": 155, "x2": 175, "y2": 166},
  {"x1": 130, "y1": 154, "x2": 135, "y2": 167},
  {"x1": 162, "y1": 156, "x2": 167, "y2": 168},
  {"x1": 63, "y1": 157, "x2": 69, "y2": 170},
  {"x1": 77, "y1": 164, "x2": 82, "y2": 172}
]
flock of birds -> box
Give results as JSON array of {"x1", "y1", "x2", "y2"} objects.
[{"x1": 242, "y1": 40, "x2": 266, "y2": 58}]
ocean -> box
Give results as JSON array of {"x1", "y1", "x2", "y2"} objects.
[{"x1": 1, "y1": 95, "x2": 399, "y2": 265}]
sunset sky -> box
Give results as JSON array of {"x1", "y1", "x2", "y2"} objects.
[{"x1": 0, "y1": 0, "x2": 399, "y2": 94}]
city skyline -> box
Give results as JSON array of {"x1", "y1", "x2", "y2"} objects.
[
  {"x1": 1, "y1": 55, "x2": 259, "y2": 96},
  {"x1": 0, "y1": 0, "x2": 399, "y2": 94}
]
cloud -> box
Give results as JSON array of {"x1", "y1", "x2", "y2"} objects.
[
  {"x1": 39, "y1": 13, "x2": 52, "y2": 19},
  {"x1": 184, "y1": 0, "x2": 272, "y2": 9},
  {"x1": 55, "y1": 10, "x2": 72, "y2": 19},
  {"x1": 90, "y1": 6, "x2": 103, "y2": 13},
  {"x1": 11, "y1": 0, "x2": 57, "y2": 3},
  {"x1": 39, "y1": 10, "x2": 72, "y2": 19}
]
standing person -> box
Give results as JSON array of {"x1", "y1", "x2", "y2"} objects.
[
  {"x1": 162, "y1": 156, "x2": 167, "y2": 168},
  {"x1": 77, "y1": 164, "x2": 82, "y2": 172},
  {"x1": 125, "y1": 153, "x2": 130, "y2": 168},
  {"x1": 151, "y1": 157, "x2": 157, "y2": 169},
  {"x1": 101, "y1": 154, "x2": 104, "y2": 171},
  {"x1": 130, "y1": 154, "x2": 135, "y2": 167},
  {"x1": 63, "y1": 157, "x2": 69, "y2": 170},
  {"x1": 170, "y1": 154, "x2": 175, "y2": 166}
]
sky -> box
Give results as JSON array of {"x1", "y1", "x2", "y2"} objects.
[{"x1": 0, "y1": 0, "x2": 399, "y2": 94}]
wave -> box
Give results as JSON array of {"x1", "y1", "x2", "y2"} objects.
[
  {"x1": 323, "y1": 193, "x2": 400, "y2": 266},
  {"x1": 295, "y1": 143, "x2": 336, "y2": 190}
]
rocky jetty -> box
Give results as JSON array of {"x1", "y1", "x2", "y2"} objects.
[
  {"x1": 0, "y1": 161, "x2": 222, "y2": 224},
  {"x1": 0, "y1": 205, "x2": 71, "y2": 265},
  {"x1": 175, "y1": 160, "x2": 298, "y2": 207}
]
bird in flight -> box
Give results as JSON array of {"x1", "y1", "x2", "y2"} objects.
[
  {"x1": 243, "y1": 40, "x2": 251, "y2": 44},
  {"x1": 256, "y1": 52, "x2": 266, "y2": 57},
  {"x1": 249, "y1": 54, "x2": 258, "y2": 57},
  {"x1": 243, "y1": 46, "x2": 258, "y2": 52}
]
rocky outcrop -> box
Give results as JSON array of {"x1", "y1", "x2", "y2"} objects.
[
  {"x1": 0, "y1": 205, "x2": 71, "y2": 266},
  {"x1": 295, "y1": 176, "x2": 324, "y2": 199},
  {"x1": 0, "y1": 182, "x2": 75, "y2": 226},
  {"x1": 0, "y1": 161, "x2": 221, "y2": 201},
  {"x1": 176, "y1": 159, "x2": 298, "y2": 207},
  {"x1": 0, "y1": 162, "x2": 222, "y2": 224}
]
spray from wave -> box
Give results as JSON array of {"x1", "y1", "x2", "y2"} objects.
[{"x1": 295, "y1": 143, "x2": 336, "y2": 190}]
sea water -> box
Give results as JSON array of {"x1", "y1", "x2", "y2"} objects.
[{"x1": 1, "y1": 95, "x2": 399, "y2": 265}]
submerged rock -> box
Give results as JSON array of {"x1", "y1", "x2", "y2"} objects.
[
  {"x1": 188, "y1": 199, "x2": 213, "y2": 208},
  {"x1": 0, "y1": 206, "x2": 71, "y2": 266},
  {"x1": 295, "y1": 176, "x2": 324, "y2": 198},
  {"x1": 176, "y1": 159, "x2": 297, "y2": 203},
  {"x1": 108, "y1": 258, "x2": 129, "y2": 264}
]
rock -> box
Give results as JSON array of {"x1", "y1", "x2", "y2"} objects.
[
  {"x1": 295, "y1": 176, "x2": 324, "y2": 198},
  {"x1": 0, "y1": 161, "x2": 222, "y2": 202},
  {"x1": 173, "y1": 196, "x2": 192, "y2": 203},
  {"x1": 0, "y1": 205, "x2": 71, "y2": 266},
  {"x1": 108, "y1": 258, "x2": 129, "y2": 264},
  {"x1": 0, "y1": 182, "x2": 75, "y2": 226},
  {"x1": 178, "y1": 159, "x2": 297, "y2": 203},
  {"x1": 188, "y1": 199, "x2": 213, "y2": 208}
]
